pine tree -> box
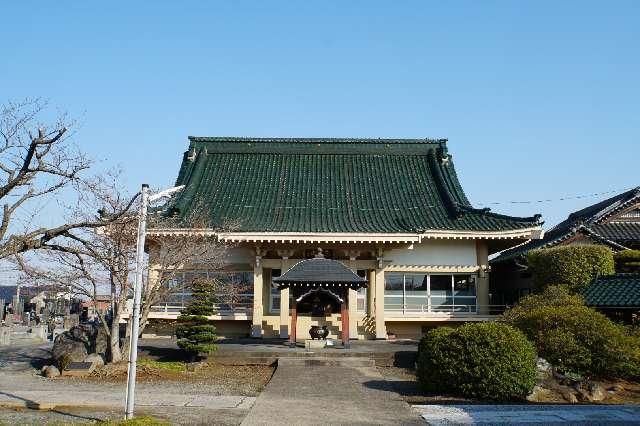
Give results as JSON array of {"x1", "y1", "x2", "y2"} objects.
[{"x1": 176, "y1": 278, "x2": 218, "y2": 358}]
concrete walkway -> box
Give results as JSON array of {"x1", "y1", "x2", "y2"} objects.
[
  {"x1": 414, "y1": 404, "x2": 640, "y2": 425},
  {"x1": 241, "y1": 358, "x2": 424, "y2": 426}
]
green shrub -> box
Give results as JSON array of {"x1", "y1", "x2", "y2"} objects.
[
  {"x1": 615, "y1": 250, "x2": 640, "y2": 273},
  {"x1": 502, "y1": 286, "x2": 640, "y2": 379},
  {"x1": 417, "y1": 322, "x2": 536, "y2": 401},
  {"x1": 527, "y1": 245, "x2": 615, "y2": 292},
  {"x1": 176, "y1": 278, "x2": 218, "y2": 358}
]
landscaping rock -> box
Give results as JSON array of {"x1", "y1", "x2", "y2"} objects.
[
  {"x1": 609, "y1": 384, "x2": 625, "y2": 393},
  {"x1": 535, "y1": 357, "x2": 552, "y2": 380},
  {"x1": 42, "y1": 365, "x2": 61, "y2": 378},
  {"x1": 588, "y1": 382, "x2": 607, "y2": 402},
  {"x1": 84, "y1": 353, "x2": 105, "y2": 368},
  {"x1": 562, "y1": 390, "x2": 579, "y2": 403}
]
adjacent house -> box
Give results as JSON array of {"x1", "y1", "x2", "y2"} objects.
[
  {"x1": 490, "y1": 187, "x2": 640, "y2": 305},
  {"x1": 582, "y1": 273, "x2": 640, "y2": 324},
  {"x1": 145, "y1": 137, "x2": 543, "y2": 340}
]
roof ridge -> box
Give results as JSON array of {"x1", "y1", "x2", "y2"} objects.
[{"x1": 188, "y1": 136, "x2": 447, "y2": 145}]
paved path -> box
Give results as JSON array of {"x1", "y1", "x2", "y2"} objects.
[
  {"x1": 414, "y1": 404, "x2": 640, "y2": 425},
  {"x1": 241, "y1": 358, "x2": 424, "y2": 426}
]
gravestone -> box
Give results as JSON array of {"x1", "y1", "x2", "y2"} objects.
[
  {"x1": 6, "y1": 313, "x2": 13, "y2": 327},
  {"x1": 0, "y1": 299, "x2": 5, "y2": 321},
  {"x1": 0, "y1": 327, "x2": 10, "y2": 346},
  {"x1": 23, "y1": 313, "x2": 31, "y2": 327},
  {"x1": 31, "y1": 325, "x2": 47, "y2": 341}
]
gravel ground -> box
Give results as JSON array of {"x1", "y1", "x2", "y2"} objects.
[
  {"x1": 0, "y1": 406, "x2": 248, "y2": 425},
  {"x1": 0, "y1": 341, "x2": 272, "y2": 425}
]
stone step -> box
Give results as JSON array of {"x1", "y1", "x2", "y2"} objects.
[
  {"x1": 208, "y1": 352, "x2": 395, "y2": 367},
  {"x1": 277, "y1": 357, "x2": 375, "y2": 367}
]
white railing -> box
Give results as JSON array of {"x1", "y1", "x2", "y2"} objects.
[
  {"x1": 384, "y1": 302, "x2": 508, "y2": 315},
  {"x1": 148, "y1": 302, "x2": 253, "y2": 315}
]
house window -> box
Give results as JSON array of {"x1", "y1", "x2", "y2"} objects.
[
  {"x1": 384, "y1": 273, "x2": 477, "y2": 314},
  {"x1": 154, "y1": 270, "x2": 253, "y2": 314},
  {"x1": 405, "y1": 274, "x2": 428, "y2": 313},
  {"x1": 270, "y1": 269, "x2": 281, "y2": 313},
  {"x1": 430, "y1": 275, "x2": 453, "y2": 311},
  {"x1": 384, "y1": 273, "x2": 404, "y2": 312},
  {"x1": 356, "y1": 270, "x2": 368, "y2": 313}
]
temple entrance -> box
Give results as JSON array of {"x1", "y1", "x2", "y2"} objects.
[{"x1": 273, "y1": 255, "x2": 367, "y2": 349}]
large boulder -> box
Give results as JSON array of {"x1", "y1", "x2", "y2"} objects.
[{"x1": 52, "y1": 323, "x2": 107, "y2": 366}]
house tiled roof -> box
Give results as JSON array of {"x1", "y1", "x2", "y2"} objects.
[
  {"x1": 163, "y1": 137, "x2": 541, "y2": 234},
  {"x1": 582, "y1": 273, "x2": 640, "y2": 307},
  {"x1": 590, "y1": 222, "x2": 640, "y2": 243},
  {"x1": 492, "y1": 187, "x2": 640, "y2": 263}
]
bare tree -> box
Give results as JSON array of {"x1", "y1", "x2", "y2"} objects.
[
  {"x1": 0, "y1": 99, "x2": 135, "y2": 258},
  {"x1": 20, "y1": 190, "x2": 235, "y2": 363}
]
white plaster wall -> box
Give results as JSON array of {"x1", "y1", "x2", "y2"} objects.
[
  {"x1": 385, "y1": 240, "x2": 477, "y2": 266},
  {"x1": 223, "y1": 247, "x2": 255, "y2": 264}
]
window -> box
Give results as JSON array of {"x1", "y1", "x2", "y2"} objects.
[
  {"x1": 356, "y1": 270, "x2": 368, "y2": 313},
  {"x1": 453, "y1": 274, "x2": 476, "y2": 312},
  {"x1": 405, "y1": 274, "x2": 428, "y2": 312},
  {"x1": 154, "y1": 270, "x2": 253, "y2": 314},
  {"x1": 384, "y1": 273, "x2": 404, "y2": 312},
  {"x1": 384, "y1": 273, "x2": 477, "y2": 314},
  {"x1": 430, "y1": 275, "x2": 453, "y2": 311},
  {"x1": 270, "y1": 269, "x2": 281, "y2": 313}
]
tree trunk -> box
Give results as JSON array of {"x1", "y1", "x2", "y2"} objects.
[{"x1": 109, "y1": 310, "x2": 123, "y2": 363}]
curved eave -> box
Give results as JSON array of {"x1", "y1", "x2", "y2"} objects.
[{"x1": 146, "y1": 226, "x2": 544, "y2": 243}]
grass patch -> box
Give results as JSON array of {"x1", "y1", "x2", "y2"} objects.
[
  {"x1": 95, "y1": 416, "x2": 171, "y2": 425},
  {"x1": 137, "y1": 358, "x2": 186, "y2": 372},
  {"x1": 48, "y1": 416, "x2": 171, "y2": 426}
]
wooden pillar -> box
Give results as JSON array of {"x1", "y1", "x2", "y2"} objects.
[
  {"x1": 374, "y1": 268, "x2": 387, "y2": 339},
  {"x1": 341, "y1": 288, "x2": 350, "y2": 348},
  {"x1": 251, "y1": 261, "x2": 264, "y2": 338},
  {"x1": 289, "y1": 295, "x2": 297, "y2": 347},
  {"x1": 279, "y1": 287, "x2": 290, "y2": 338},
  {"x1": 476, "y1": 240, "x2": 490, "y2": 315}
]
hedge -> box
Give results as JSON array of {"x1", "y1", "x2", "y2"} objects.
[
  {"x1": 527, "y1": 245, "x2": 615, "y2": 292},
  {"x1": 417, "y1": 322, "x2": 536, "y2": 400},
  {"x1": 502, "y1": 286, "x2": 640, "y2": 380},
  {"x1": 615, "y1": 250, "x2": 640, "y2": 273}
]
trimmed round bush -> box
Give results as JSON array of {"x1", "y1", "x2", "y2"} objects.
[
  {"x1": 527, "y1": 245, "x2": 615, "y2": 292},
  {"x1": 417, "y1": 322, "x2": 536, "y2": 400},
  {"x1": 502, "y1": 286, "x2": 640, "y2": 380}
]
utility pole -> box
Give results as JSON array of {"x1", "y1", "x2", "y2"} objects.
[{"x1": 124, "y1": 183, "x2": 184, "y2": 420}]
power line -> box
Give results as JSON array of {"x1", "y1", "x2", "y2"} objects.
[{"x1": 474, "y1": 186, "x2": 637, "y2": 207}]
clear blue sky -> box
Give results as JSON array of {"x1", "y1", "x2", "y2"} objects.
[{"x1": 1, "y1": 1, "x2": 638, "y2": 227}]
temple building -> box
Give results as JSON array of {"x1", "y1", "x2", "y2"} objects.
[{"x1": 146, "y1": 137, "x2": 543, "y2": 340}]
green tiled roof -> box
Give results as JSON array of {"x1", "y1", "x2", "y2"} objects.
[
  {"x1": 164, "y1": 137, "x2": 540, "y2": 233},
  {"x1": 582, "y1": 273, "x2": 640, "y2": 307}
]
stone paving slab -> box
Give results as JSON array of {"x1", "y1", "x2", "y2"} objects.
[
  {"x1": 413, "y1": 404, "x2": 640, "y2": 425},
  {"x1": 241, "y1": 358, "x2": 424, "y2": 425},
  {"x1": 0, "y1": 389, "x2": 255, "y2": 411}
]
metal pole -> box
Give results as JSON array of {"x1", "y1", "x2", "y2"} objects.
[{"x1": 125, "y1": 184, "x2": 149, "y2": 419}]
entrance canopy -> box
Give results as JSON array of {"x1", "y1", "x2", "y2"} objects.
[{"x1": 272, "y1": 258, "x2": 367, "y2": 290}]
